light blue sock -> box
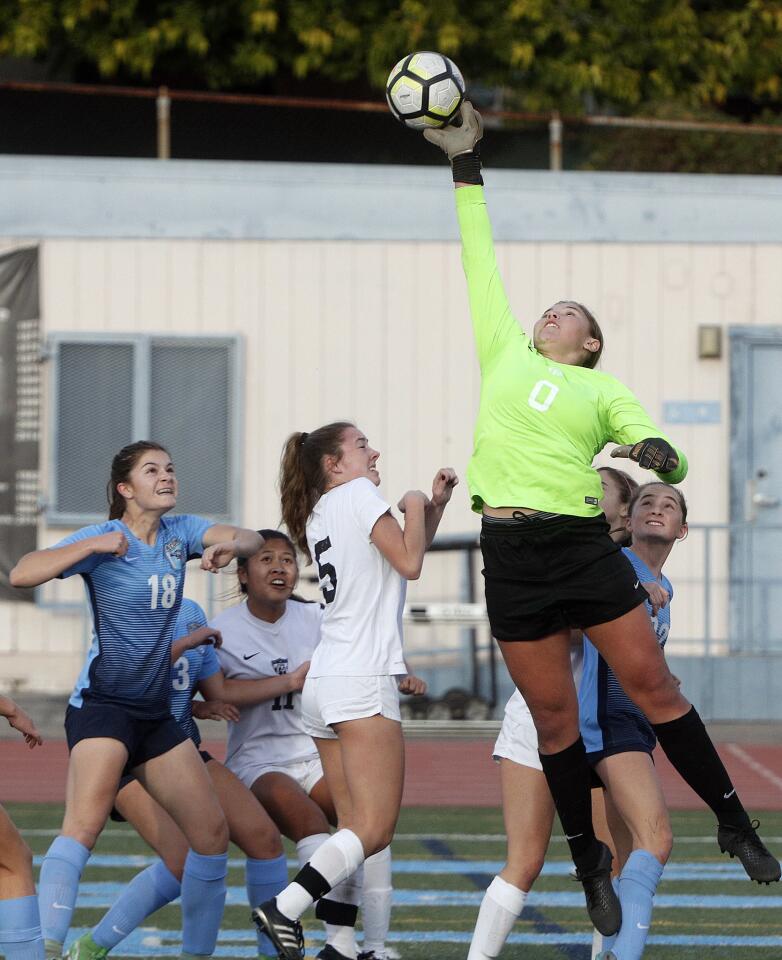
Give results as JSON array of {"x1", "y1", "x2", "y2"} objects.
[
  {"x1": 611, "y1": 850, "x2": 664, "y2": 960},
  {"x1": 93, "y1": 860, "x2": 181, "y2": 949},
  {"x1": 0, "y1": 895, "x2": 45, "y2": 960},
  {"x1": 38, "y1": 836, "x2": 90, "y2": 945},
  {"x1": 180, "y1": 850, "x2": 228, "y2": 956},
  {"x1": 600, "y1": 878, "x2": 620, "y2": 954},
  {"x1": 245, "y1": 854, "x2": 288, "y2": 956}
]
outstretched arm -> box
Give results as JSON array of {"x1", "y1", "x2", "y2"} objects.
[
  {"x1": 423, "y1": 102, "x2": 523, "y2": 368},
  {"x1": 200, "y1": 526, "x2": 264, "y2": 573},
  {"x1": 424, "y1": 468, "x2": 459, "y2": 548},
  {"x1": 0, "y1": 696, "x2": 42, "y2": 748},
  {"x1": 10, "y1": 530, "x2": 128, "y2": 588}
]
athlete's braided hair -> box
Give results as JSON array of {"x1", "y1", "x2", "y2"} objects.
[
  {"x1": 279, "y1": 422, "x2": 354, "y2": 563},
  {"x1": 107, "y1": 441, "x2": 169, "y2": 520}
]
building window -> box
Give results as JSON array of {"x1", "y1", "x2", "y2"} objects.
[{"x1": 48, "y1": 333, "x2": 242, "y2": 525}]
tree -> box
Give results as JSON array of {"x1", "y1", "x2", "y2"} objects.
[{"x1": 2, "y1": 0, "x2": 782, "y2": 122}]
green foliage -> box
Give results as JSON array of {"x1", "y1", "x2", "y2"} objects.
[
  {"x1": 578, "y1": 104, "x2": 782, "y2": 174},
  {"x1": 2, "y1": 0, "x2": 782, "y2": 122}
]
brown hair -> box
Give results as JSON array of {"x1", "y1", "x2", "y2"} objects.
[
  {"x1": 597, "y1": 465, "x2": 638, "y2": 546},
  {"x1": 571, "y1": 301, "x2": 604, "y2": 369},
  {"x1": 279, "y1": 422, "x2": 354, "y2": 562},
  {"x1": 106, "y1": 441, "x2": 169, "y2": 520},
  {"x1": 236, "y1": 529, "x2": 297, "y2": 595},
  {"x1": 630, "y1": 482, "x2": 688, "y2": 524}
]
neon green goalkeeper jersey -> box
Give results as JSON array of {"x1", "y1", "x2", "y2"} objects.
[{"x1": 456, "y1": 185, "x2": 687, "y2": 515}]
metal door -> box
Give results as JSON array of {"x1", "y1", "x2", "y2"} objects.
[{"x1": 730, "y1": 327, "x2": 782, "y2": 651}]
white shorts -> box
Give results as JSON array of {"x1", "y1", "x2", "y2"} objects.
[
  {"x1": 230, "y1": 755, "x2": 324, "y2": 795},
  {"x1": 302, "y1": 675, "x2": 402, "y2": 739},
  {"x1": 492, "y1": 707, "x2": 542, "y2": 771}
]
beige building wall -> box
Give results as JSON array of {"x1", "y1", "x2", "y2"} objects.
[{"x1": 2, "y1": 159, "x2": 781, "y2": 693}]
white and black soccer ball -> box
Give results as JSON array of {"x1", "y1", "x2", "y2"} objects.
[{"x1": 386, "y1": 51, "x2": 465, "y2": 130}]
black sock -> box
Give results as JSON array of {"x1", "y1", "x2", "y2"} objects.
[
  {"x1": 653, "y1": 706, "x2": 750, "y2": 829},
  {"x1": 539, "y1": 737, "x2": 600, "y2": 870}
]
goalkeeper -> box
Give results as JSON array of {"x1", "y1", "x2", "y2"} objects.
[{"x1": 423, "y1": 102, "x2": 780, "y2": 937}]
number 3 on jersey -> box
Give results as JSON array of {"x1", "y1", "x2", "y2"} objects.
[
  {"x1": 148, "y1": 573, "x2": 177, "y2": 610},
  {"x1": 314, "y1": 537, "x2": 337, "y2": 604}
]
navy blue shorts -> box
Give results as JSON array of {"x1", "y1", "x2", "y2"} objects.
[
  {"x1": 583, "y1": 664, "x2": 657, "y2": 766},
  {"x1": 480, "y1": 513, "x2": 648, "y2": 641},
  {"x1": 65, "y1": 701, "x2": 187, "y2": 771},
  {"x1": 109, "y1": 747, "x2": 213, "y2": 823}
]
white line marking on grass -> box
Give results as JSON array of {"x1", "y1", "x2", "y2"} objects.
[
  {"x1": 395, "y1": 833, "x2": 782, "y2": 844},
  {"x1": 62, "y1": 927, "x2": 782, "y2": 955},
  {"x1": 725, "y1": 743, "x2": 782, "y2": 793}
]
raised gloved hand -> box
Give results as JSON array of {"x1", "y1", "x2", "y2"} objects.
[
  {"x1": 423, "y1": 101, "x2": 484, "y2": 185},
  {"x1": 611, "y1": 437, "x2": 679, "y2": 473}
]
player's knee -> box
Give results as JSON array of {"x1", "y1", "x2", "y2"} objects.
[
  {"x1": 531, "y1": 704, "x2": 577, "y2": 753},
  {"x1": 501, "y1": 856, "x2": 542, "y2": 891},
  {"x1": 650, "y1": 823, "x2": 674, "y2": 864},
  {"x1": 194, "y1": 810, "x2": 229, "y2": 854},
  {"x1": 622, "y1": 667, "x2": 681, "y2": 716}
]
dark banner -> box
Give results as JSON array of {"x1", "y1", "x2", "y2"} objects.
[{"x1": 0, "y1": 247, "x2": 40, "y2": 603}]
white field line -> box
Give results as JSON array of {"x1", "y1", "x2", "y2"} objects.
[
  {"x1": 20, "y1": 828, "x2": 782, "y2": 843},
  {"x1": 725, "y1": 743, "x2": 782, "y2": 794}
]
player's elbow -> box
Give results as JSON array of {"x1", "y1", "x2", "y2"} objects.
[
  {"x1": 400, "y1": 559, "x2": 424, "y2": 581},
  {"x1": 9, "y1": 561, "x2": 34, "y2": 589}
]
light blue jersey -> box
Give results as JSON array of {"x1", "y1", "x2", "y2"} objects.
[
  {"x1": 58, "y1": 515, "x2": 213, "y2": 717},
  {"x1": 579, "y1": 547, "x2": 673, "y2": 756},
  {"x1": 171, "y1": 598, "x2": 221, "y2": 746}
]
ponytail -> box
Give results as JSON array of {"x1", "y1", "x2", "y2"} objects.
[{"x1": 279, "y1": 422, "x2": 353, "y2": 562}]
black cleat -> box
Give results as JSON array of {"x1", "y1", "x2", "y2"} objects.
[
  {"x1": 718, "y1": 820, "x2": 781, "y2": 884},
  {"x1": 317, "y1": 946, "x2": 354, "y2": 959},
  {"x1": 251, "y1": 898, "x2": 305, "y2": 960},
  {"x1": 574, "y1": 841, "x2": 622, "y2": 936}
]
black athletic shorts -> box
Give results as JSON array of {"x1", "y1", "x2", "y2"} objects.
[
  {"x1": 480, "y1": 512, "x2": 648, "y2": 641},
  {"x1": 109, "y1": 747, "x2": 214, "y2": 823},
  {"x1": 66, "y1": 700, "x2": 187, "y2": 770}
]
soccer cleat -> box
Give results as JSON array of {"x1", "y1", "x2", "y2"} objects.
[
  {"x1": 64, "y1": 934, "x2": 108, "y2": 960},
  {"x1": 718, "y1": 820, "x2": 782, "y2": 884},
  {"x1": 317, "y1": 946, "x2": 354, "y2": 959},
  {"x1": 251, "y1": 898, "x2": 305, "y2": 960},
  {"x1": 573, "y1": 841, "x2": 622, "y2": 936},
  {"x1": 358, "y1": 951, "x2": 401, "y2": 960},
  {"x1": 45, "y1": 939, "x2": 64, "y2": 960}
]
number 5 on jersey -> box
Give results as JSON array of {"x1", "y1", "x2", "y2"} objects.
[{"x1": 314, "y1": 537, "x2": 337, "y2": 604}]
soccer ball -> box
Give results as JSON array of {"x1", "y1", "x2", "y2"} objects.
[{"x1": 386, "y1": 51, "x2": 465, "y2": 130}]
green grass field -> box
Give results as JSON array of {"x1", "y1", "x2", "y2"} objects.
[{"x1": 10, "y1": 804, "x2": 782, "y2": 959}]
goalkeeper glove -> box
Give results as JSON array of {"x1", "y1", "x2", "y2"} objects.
[
  {"x1": 423, "y1": 101, "x2": 484, "y2": 185},
  {"x1": 611, "y1": 438, "x2": 679, "y2": 473}
]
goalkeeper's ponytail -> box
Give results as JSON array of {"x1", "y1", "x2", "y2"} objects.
[{"x1": 279, "y1": 422, "x2": 354, "y2": 563}]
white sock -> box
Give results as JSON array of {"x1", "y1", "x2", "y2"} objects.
[
  {"x1": 322, "y1": 865, "x2": 362, "y2": 959},
  {"x1": 592, "y1": 927, "x2": 604, "y2": 959},
  {"x1": 467, "y1": 876, "x2": 527, "y2": 960},
  {"x1": 361, "y1": 845, "x2": 393, "y2": 953},
  {"x1": 296, "y1": 833, "x2": 330, "y2": 869},
  {"x1": 277, "y1": 829, "x2": 365, "y2": 920}
]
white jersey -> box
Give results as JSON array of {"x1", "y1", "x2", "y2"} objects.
[
  {"x1": 306, "y1": 477, "x2": 407, "y2": 678},
  {"x1": 213, "y1": 598, "x2": 322, "y2": 767},
  {"x1": 502, "y1": 642, "x2": 585, "y2": 725}
]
